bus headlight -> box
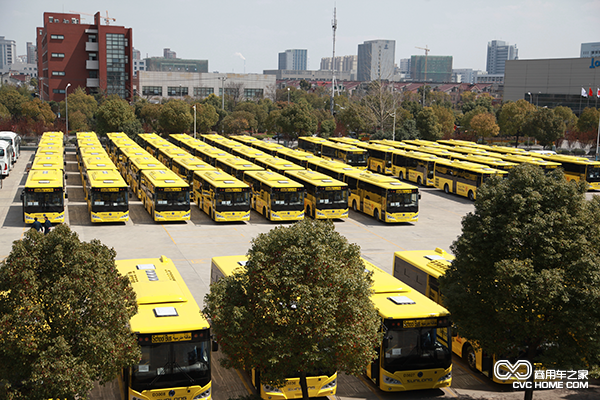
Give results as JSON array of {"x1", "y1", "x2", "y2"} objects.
[
  {"x1": 317, "y1": 211, "x2": 325, "y2": 217},
  {"x1": 437, "y1": 371, "x2": 451, "y2": 382},
  {"x1": 263, "y1": 384, "x2": 283, "y2": 393},
  {"x1": 322, "y1": 378, "x2": 337, "y2": 389},
  {"x1": 383, "y1": 375, "x2": 402, "y2": 385},
  {"x1": 193, "y1": 388, "x2": 211, "y2": 399}
]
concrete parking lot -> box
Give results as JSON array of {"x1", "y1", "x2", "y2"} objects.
[{"x1": 1, "y1": 150, "x2": 598, "y2": 400}]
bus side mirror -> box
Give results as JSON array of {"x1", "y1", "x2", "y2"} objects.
[
  {"x1": 65, "y1": 192, "x2": 68, "y2": 199},
  {"x1": 212, "y1": 340, "x2": 219, "y2": 352},
  {"x1": 419, "y1": 193, "x2": 421, "y2": 200},
  {"x1": 382, "y1": 337, "x2": 389, "y2": 348},
  {"x1": 65, "y1": 174, "x2": 68, "y2": 180},
  {"x1": 20, "y1": 191, "x2": 23, "y2": 201}
]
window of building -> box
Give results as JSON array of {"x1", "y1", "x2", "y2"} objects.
[
  {"x1": 50, "y1": 34, "x2": 64, "y2": 40},
  {"x1": 106, "y1": 33, "x2": 128, "y2": 98},
  {"x1": 88, "y1": 53, "x2": 98, "y2": 61},
  {"x1": 167, "y1": 86, "x2": 188, "y2": 96},
  {"x1": 52, "y1": 71, "x2": 65, "y2": 76},
  {"x1": 219, "y1": 88, "x2": 239, "y2": 97},
  {"x1": 89, "y1": 70, "x2": 98, "y2": 78},
  {"x1": 142, "y1": 86, "x2": 162, "y2": 96},
  {"x1": 48, "y1": 16, "x2": 54, "y2": 23},
  {"x1": 51, "y1": 53, "x2": 65, "y2": 58},
  {"x1": 244, "y1": 88, "x2": 263, "y2": 99},
  {"x1": 88, "y1": 35, "x2": 97, "y2": 43},
  {"x1": 53, "y1": 89, "x2": 66, "y2": 94},
  {"x1": 194, "y1": 87, "x2": 214, "y2": 98}
]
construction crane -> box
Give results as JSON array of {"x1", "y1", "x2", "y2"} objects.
[
  {"x1": 415, "y1": 45, "x2": 430, "y2": 82},
  {"x1": 69, "y1": 10, "x2": 116, "y2": 25}
]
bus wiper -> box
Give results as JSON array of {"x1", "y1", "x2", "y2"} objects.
[
  {"x1": 148, "y1": 362, "x2": 170, "y2": 387},
  {"x1": 172, "y1": 361, "x2": 195, "y2": 384}
]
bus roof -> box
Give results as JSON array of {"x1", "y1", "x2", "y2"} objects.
[
  {"x1": 256, "y1": 156, "x2": 305, "y2": 172},
  {"x1": 243, "y1": 170, "x2": 303, "y2": 188},
  {"x1": 142, "y1": 169, "x2": 189, "y2": 188},
  {"x1": 216, "y1": 156, "x2": 264, "y2": 171},
  {"x1": 129, "y1": 156, "x2": 165, "y2": 170},
  {"x1": 25, "y1": 169, "x2": 64, "y2": 187},
  {"x1": 87, "y1": 169, "x2": 128, "y2": 187},
  {"x1": 394, "y1": 248, "x2": 454, "y2": 280},
  {"x1": 345, "y1": 171, "x2": 419, "y2": 190},
  {"x1": 172, "y1": 156, "x2": 217, "y2": 171},
  {"x1": 115, "y1": 256, "x2": 210, "y2": 334},
  {"x1": 285, "y1": 169, "x2": 347, "y2": 187},
  {"x1": 211, "y1": 255, "x2": 248, "y2": 278},
  {"x1": 364, "y1": 259, "x2": 449, "y2": 319},
  {"x1": 194, "y1": 170, "x2": 249, "y2": 188},
  {"x1": 82, "y1": 155, "x2": 117, "y2": 170}
]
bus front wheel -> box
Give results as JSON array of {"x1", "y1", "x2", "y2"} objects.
[
  {"x1": 374, "y1": 209, "x2": 380, "y2": 221},
  {"x1": 463, "y1": 344, "x2": 477, "y2": 371},
  {"x1": 398, "y1": 172, "x2": 404, "y2": 180},
  {"x1": 417, "y1": 176, "x2": 422, "y2": 185},
  {"x1": 352, "y1": 200, "x2": 358, "y2": 212},
  {"x1": 444, "y1": 184, "x2": 449, "y2": 194},
  {"x1": 468, "y1": 191, "x2": 475, "y2": 201}
]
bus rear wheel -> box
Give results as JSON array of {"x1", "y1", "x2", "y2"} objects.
[
  {"x1": 398, "y1": 172, "x2": 404, "y2": 180},
  {"x1": 417, "y1": 176, "x2": 422, "y2": 185},
  {"x1": 352, "y1": 200, "x2": 358, "y2": 211},
  {"x1": 468, "y1": 191, "x2": 475, "y2": 201},
  {"x1": 444, "y1": 184, "x2": 449, "y2": 194},
  {"x1": 463, "y1": 344, "x2": 477, "y2": 371}
]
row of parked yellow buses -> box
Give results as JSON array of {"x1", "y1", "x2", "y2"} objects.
[{"x1": 22, "y1": 131, "x2": 67, "y2": 224}]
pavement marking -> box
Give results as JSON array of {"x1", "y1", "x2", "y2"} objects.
[
  {"x1": 442, "y1": 386, "x2": 459, "y2": 397},
  {"x1": 162, "y1": 224, "x2": 177, "y2": 244},
  {"x1": 357, "y1": 375, "x2": 385, "y2": 400},
  {"x1": 235, "y1": 368, "x2": 254, "y2": 395}
]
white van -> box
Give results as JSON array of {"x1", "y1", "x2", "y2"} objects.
[
  {"x1": 0, "y1": 131, "x2": 21, "y2": 162},
  {"x1": 0, "y1": 141, "x2": 12, "y2": 178}
]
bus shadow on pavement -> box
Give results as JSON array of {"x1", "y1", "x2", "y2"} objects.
[
  {"x1": 128, "y1": 203, "x2": 157, "y2": 225},
  {"x1": 67, "y1": 203, "x2": 93, "y2": 226},
  {"x1": 2, "y1": 205, "x2": 26, "y2": 228}
]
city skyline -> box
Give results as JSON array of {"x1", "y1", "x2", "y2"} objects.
[{"x1": 1, "y1": 0, "x2": 599, "y2": 75}]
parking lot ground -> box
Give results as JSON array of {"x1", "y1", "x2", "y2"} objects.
[{"x1": 2, "y1": 150, "x2": 600, "y2": 400}]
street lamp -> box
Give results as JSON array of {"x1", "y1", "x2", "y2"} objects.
[
  {"x1": 287, "y1": 87, "x2": 290, "y2": 105},
  {"x1": 219, "y1": 76, "x2": 227, "y2": 110},
  {"x1": 392, "y1": 87, "x2": 397, "y2": 141},
  {"x1": 193, "y1": 105, "x2": 197, "y2": 139},
  {"x1": 65, "y1": 83, "x2": 71, "y2": 139},
  {"x1": 527, "y1": 92, "x2": 532, "y2": 103}
]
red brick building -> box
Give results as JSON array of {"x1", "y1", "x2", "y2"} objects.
[{"x1": 36, "y1": 12, "x2": 133, "y2": 102}]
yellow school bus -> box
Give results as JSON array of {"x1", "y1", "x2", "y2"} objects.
[
  {"x1": 116, "y1": 256, "x2": 214, "y2": 400},
  {"x1": 284, "y1": 169, "x2": 348, "y2": 220},
  {"x1": 139, "y1": 169, "x2": 191, "y2": 222},
  {"x1": 242, "y1": 170, "x2": 305, "y2": 221},
  {"x1": 126, "y1": 156, "x2": 165, "y2": 198},
  {"x1": 83, "y1": 169, "x2": 129, "y2": 223},
  {"x1": 171, "y1": 156, "x2": 217, "y2": 184},
  {"x1": 22, "y1": 169, "x2": 66, "y2": 224},
  {"x1": 214, "y1": 156, "x2": 264, "y2": 180},
  {"x1": 253, "y1": 156, "x2": 305, "y2": 175},
  {"x1": 192, "y1": 170, "x2": 251, "y2": 222},
  {"x1": 432, "y1": 159, "x2": 507, "y2": 201}
]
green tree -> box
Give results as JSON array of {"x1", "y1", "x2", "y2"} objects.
[
  {"x1": 498, "y1": 99, "x2": 535, "y2": 146},
  {"x1": 235, "y1": 101, "x2": 267, "y2": 132},
  {"x1": 523, "y1": 107, "x2": 566, "y2": 147},
  {"x1": 193, "y1": 102, "x2": 219, "y2": 134},
  {"x1": 469, "y1": 112, "x2": 500, "y2": 140},
  {"x1": 222, "y1": 113, "x2": 250, "y2": 135},
  {"x1": 159, "y1": 99, "x2": 193, "y2": 134},
  {"x1": 416, "y1": 107, "x2": 441, "y2": 140},
  {"x1": 0, "y1": 225, "x2": 140, "y2": 400},
  {"x1": 576, "y1": 107, "x2": 600, "y2": 134},
  {"x1": 139, "y1": 102, "x2": 162, "y2": 132},
  {"x1": 319, "y1": 119, "x2": 336, "y2": 138},
  {"x1": 439, "y1": 164, "x2": 600, "y2": 400},
  {"x1": 278, "y1": 100, "x2": 318, "y2": 140},
  {"x1": 336, "y1": 103, "x2": 369, "y2": 136},
  {"x1": 431, "y1": 104, "x2": 455, "y2": 137},
  {"x1": 95, "y1": 95, "x2": 138, "y2": 134},
  {"x1": 21, "y1": 98, "x2": 55, "y2": 125},
  {"x1": 0, "y1": 103, "x2": 9, "y2": 120},
  {"x1": 60, "y1": 87, "x2": 98, "y2": 129},
  {"x1": 553, "y1": 106, "x2": 577, "y2": 132},
  {"x1": 204, "y1": 220, "x2": 380, "y2": 400},
  {"x1": 0, "y1": 86, "x2": 29, "y2": 117}
]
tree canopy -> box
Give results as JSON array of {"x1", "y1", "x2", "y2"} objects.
[
  {"x1": 204, "y1": 219, "x2": 380, "y2": 399},
  {"x1": 439, "y1": 164, "x2": 600, "y2": 398},
  {"x1": 0, "y1": 225, "x2": 140, "y2": 400}
]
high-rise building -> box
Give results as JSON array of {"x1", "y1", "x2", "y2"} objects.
[
  {"x1": 357, "y1": 40, "x2": 395, "y2": 81},
  {"x1": 164, "y1": 48, "x2": 177, "y2": 59},
  {"x1": 278, "y1": 49, "x2": 308, "y2": 70},
  {"x1": 320, "y1": 55, "x2": 357, "y2": 72},
  {"x1": 580, "y1": 42, "x2": 600, "y2": 58},
  {"x1": 410, "y1": 55, "x2": 452, "y2": 83},
  {"x1": 36, "y1": 12, "x2": 133, "y2": 102},
  {"x1": 486, "y1": 40, "x2": 518, "y2": 75},
  {"x1": 27, "y1": 42, "x2": 37, "y2": 64},
  {"x1": 0, "y1": 36, "x2": 17, "y2": 71}
]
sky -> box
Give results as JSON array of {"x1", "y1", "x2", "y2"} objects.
[{"x1": 2, "y1": 0, "x2": 600, "y2": 74}]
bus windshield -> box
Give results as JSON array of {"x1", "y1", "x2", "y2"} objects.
[
  {"x1": 383, "y1": 325, "x2": 451, "y2": 372},
  {"x1": 587, "y1": 166, "x2": 600, "y2": 181},
  {"x1": 23, "y1": 191, "x2": 64, "y2": 213},
  {"x1": 132, "y1": 339, "x2": 211, "y2": 392},
  {"x1": 90, "y1": 191, "x2": 129, "y2": 212},
  {"x1": 156, "y1": 190, "x2": 190, "y2": 211},
  {"x1": 215, "y1": 191, "x2": 251, "y2": 211},
  {"x1": 271, "y1": 191, "x2": 304, "y2": 211},
  {"x1": 386, "y1": 191, "x2": 418, "y2": 213},
  {"x1": 316, "y1": 189, "x2": 348, "y2": 209},
  {"x1": 347, "y1": 152, "x2": 367, "y2": 166}
]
